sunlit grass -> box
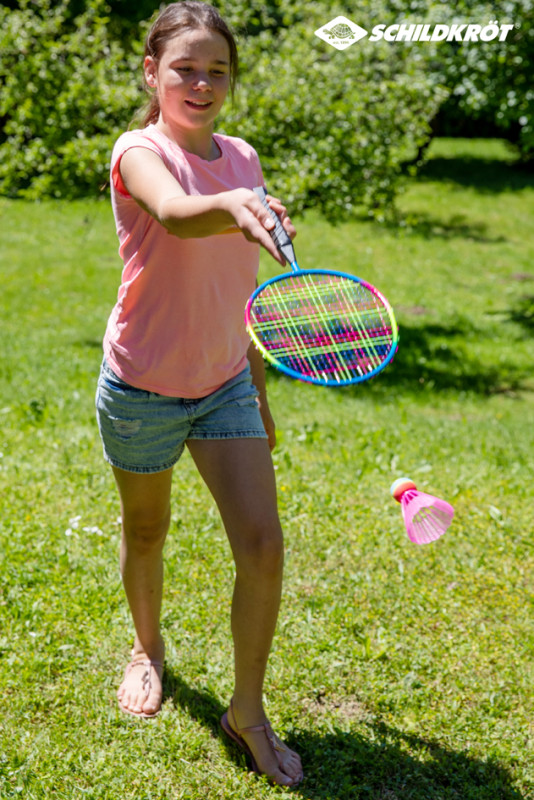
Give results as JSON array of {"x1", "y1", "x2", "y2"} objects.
[{"x1": 0, "y1": 140, "x2": 532, "y2": 799}]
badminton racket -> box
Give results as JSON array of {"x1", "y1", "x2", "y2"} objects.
[
  {"x1": 391, "y1": 477, "x2": 454, "y2": 544},
  {"x1": 245, "y1": 187, "x2": 398, "y2": 387}
]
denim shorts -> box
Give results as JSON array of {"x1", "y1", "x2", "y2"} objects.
[{"x1": 95, "y1": 359, "x2": 267, "y2": 474}]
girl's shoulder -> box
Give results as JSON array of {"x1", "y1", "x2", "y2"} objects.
[
  {"x1": 112, "y1": 125, "x2": 175, "y2": 161},
  {"x1": 110, "y1": 127, "x2": 263, "y2": 195},
  {"x1": 110, "y1": 126, "x2": 178, "y2": 197}
]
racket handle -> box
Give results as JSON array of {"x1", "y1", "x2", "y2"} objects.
[{"x1": 253, "y1": 186, "x2": 297, "y2": 267}]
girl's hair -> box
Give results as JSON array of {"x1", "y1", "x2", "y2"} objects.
[{"x1": 141, "y1": 1, "x2": 238, "y2": 127}]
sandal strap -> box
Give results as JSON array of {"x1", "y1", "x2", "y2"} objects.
[
  {"x1": 235, "y1": 721, "x2": 269, "y2": 735},
  {"x1": 124, "y1": 659, "x2": 163, "y2": 696},
  {"x1": 228, "y1": 701, "x2": 287, "y2": 753},
  {"x1": 128, "y1": 659, "x2": 164, "y2": 669},
  {"x1": 264, "y1": 724, "x2": 288, "y2": 754}
]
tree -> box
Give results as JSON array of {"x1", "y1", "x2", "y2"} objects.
[
  {"x1": 428, "y1": 0, "x2": 533, "y2": 161},
  {"x1": 217, "y1": 7, "x2": 445, "y2": 219}
]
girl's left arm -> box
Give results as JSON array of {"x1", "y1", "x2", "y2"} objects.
[{"x1": 248, "y1": 341, "x2": 276, "y2": 451}]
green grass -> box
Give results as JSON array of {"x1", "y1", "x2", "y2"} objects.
[{"x1": 1, "y1": 138, "x2": 533, "y2": 799}]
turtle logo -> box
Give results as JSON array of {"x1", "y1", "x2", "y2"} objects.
[
  {"x1": 323, "y1": 23, "x2": 355, "y2": 40},
  {"x1": 314, "y1": 16, "x2": 368, "y2": 50}
]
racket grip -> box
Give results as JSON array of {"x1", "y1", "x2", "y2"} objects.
[{"x1": 253, "y1": 186, "x2": 296, "y2": 266}]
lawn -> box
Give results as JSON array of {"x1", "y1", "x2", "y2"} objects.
[{"x1": 0, "y1": 138, "x2": 532, "y2": 799}]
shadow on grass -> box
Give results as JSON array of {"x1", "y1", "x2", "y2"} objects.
[
  {"x1": 389, "y1": 212, "x2": 507, "y2": 243},
  {"x1": 500, "y1": 294, "x2": 534, "y2": 334},
  {"x1": 359, "y1": 319, "x2": 528, "y2": 398},
  {"x1": 416, "y1": 154, "x2": 533, "y2": 195},
  {"x1": 392, "y1": 150, "x2": 533, "y2": 242},
  {"x1": 163, "y1": 672, "x2": 525, "y2": 799},
  {"x1": 290, "y1": 722, "x2": 525, "y2": 800}
]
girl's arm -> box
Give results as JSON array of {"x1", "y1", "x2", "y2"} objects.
[
  {"x1": 248, "y1": 341, "x2": 276, "y2": 451},
  {"x1": 119, "y1": 147, "x2": 294, "y2": 264}
]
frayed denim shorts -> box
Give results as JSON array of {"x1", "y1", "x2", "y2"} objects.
[{"x1": 95, "y1": 359, "x2": 267, "y2": 474}]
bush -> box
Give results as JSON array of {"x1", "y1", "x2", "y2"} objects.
[
  {"x1": 434, "y1": 0, "x2": 534, "y2": 162},
  {"x1": 0, "y1": 0, "x2": 445, "y2": 216},
  {"x1": 0, "y1": 0, "x2": 141, "y2": 198},
  {"x1": 379, "y1": 0, "x2": 533, "y2": 161},
  {"x1": 219, "y1": 1, "x2": 446, "y2": 219}
]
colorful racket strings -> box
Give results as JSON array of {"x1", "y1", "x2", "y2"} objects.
[{"x1": 245, "y1": 268, "x2": 398, "y2": 386}]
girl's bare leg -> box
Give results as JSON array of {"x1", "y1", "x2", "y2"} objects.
[
  {"x1": 112, "y1": 466, "x2": 172, "y2": 715},
  {"x1": 187, "y1": 438, "x2": 303, "y2": 786}
]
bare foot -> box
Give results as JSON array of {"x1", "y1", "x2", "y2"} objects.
[
  {"x1": 223, "y1": 701, "x2": 303, "y2": 787},
  {"x1": 117, "y1": 650, "x2": 164, "y2": 717}
]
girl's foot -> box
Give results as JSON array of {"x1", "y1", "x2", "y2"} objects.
[
  {"x1": 117, "y1": 648, "x2": 164, "y2": 718},
  {"x1": 221, "y1": 700, "x2": 303, "y2": 787}
]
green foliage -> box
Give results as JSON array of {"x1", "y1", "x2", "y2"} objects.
[
  {"x1": 220, "y1": 0, "x2": 534, "y2": 168},
  {"x1": 424, "y1": 0, "x2": 534, "y2": 161},
  {"x1": 0, "y1": 0, "x2": 444, "y2": 216},
  {"x1": 218, "y1": 6, "x2": 445, "y2": 219},
  {"x1": 0, "y1": 0, "x2": 141, "y2": 198},
  {"x1": 1, "y1": 0, "x2": 531, "y2": 212}
]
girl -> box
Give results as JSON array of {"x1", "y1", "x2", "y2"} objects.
[{"x1": 95, "y1": 0, "x2": 303, "y2": 788}]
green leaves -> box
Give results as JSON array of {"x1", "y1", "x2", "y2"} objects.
[
  {"x1": 218, "y1": 14, "x2": 443, "y2": 220},
  {"x1": 0, "y1": 0, "x2": 140, "y2": 198},
  {"x1": 0, "y1": 0, "x2": 531, "y2": 213},
  {"x1": 0, "y1": 0, "x2": 442, "y2": 214}
]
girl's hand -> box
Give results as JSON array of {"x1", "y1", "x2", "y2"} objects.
[{"x1": 223, "y1": 188, "x2": 296, "y2": 265}]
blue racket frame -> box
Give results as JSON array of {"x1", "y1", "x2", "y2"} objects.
[{"x1": 245, "y1": 267, "x2": 399, "y2": 387}]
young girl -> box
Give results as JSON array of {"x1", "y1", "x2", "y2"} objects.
[{"x1": 95, "y1": 0, "x2": 303, "y2": 788}]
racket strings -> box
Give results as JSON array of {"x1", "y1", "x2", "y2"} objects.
[
  {"x1": 256, "y1": 283, "x2": 386, "y2": 379},
  {"x1": 248, "y1": 273, "x2": 395, "y2": 384},
  {"x1": 303, "y1": 275, "x2": 385, "y2": 381}
]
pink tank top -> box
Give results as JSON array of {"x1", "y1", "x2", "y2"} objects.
[{"x1": 104, "y1": 125, "x2": 264, "y2": 398}]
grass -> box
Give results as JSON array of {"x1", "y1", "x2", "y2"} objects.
[{"x1": 0, "y1": 138, "x2": 533, "y2": 799}]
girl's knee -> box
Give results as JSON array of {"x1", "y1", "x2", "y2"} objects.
[
  {"x1": 234, "y1": 517, "x2": 284, "y2": 577},
  {"x1": 122, "y1": 509, "x2": 170, "y2": 554}
]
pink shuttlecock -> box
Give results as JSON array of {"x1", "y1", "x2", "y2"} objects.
[{"x1": 390, "y1": 478, "x2": 454, "y2": 545}]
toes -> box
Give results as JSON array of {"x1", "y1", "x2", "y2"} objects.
[
  {"x1": 119, "y1": 688, "x2": 158, "y2": 715},
  {"x1": 274, "y1": 765, "x2": 303, "y2": 787},
  {"x1": 142, "y1": 695, "x2": 161, "y2": 715},
  {"x1": 261, "y1": 744, "x2": 303, "y2": 786},
  {"x1": 118, "y1": 687, "x2": 136, "y2": 712},
  {"x1": 272, "y1": 769, "x2": 296, "y2": 787},
  {"x1": 117, "y1": 662, "x2": 163, "y2": 717},
  {"x1": 279, "y1": 750, "x2": 303, "y2": 785}
]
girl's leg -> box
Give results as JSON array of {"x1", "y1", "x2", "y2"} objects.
[
  {"x1": 112, "y1": 466, "x2": 173, "y2": 716},
  {"x1": 186, "y1": 438, "x2": 302, "y2": 786}
]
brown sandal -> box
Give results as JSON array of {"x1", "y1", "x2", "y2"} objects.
[
  {"x1": 117, "y1": 659, "x2": 163, "y2": 718},
  {"x1": 220, "y1": 699, "x2": 302, "y2": 786}
]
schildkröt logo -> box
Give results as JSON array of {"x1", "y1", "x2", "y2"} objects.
[
  {"x1": 315, "y1": 16, "x2": 516, "y2": 49},
  {"x1": 314, "y1": 16, "x2": 368, "y2": 50}
]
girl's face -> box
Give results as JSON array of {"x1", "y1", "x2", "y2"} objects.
[{"x1": 144, "y1": 28, "x2": 231, "y2": 138}]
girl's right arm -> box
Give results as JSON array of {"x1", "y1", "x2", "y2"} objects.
[{"x1": 119, "y1": 146, "x2": 292, "y2": 264}]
